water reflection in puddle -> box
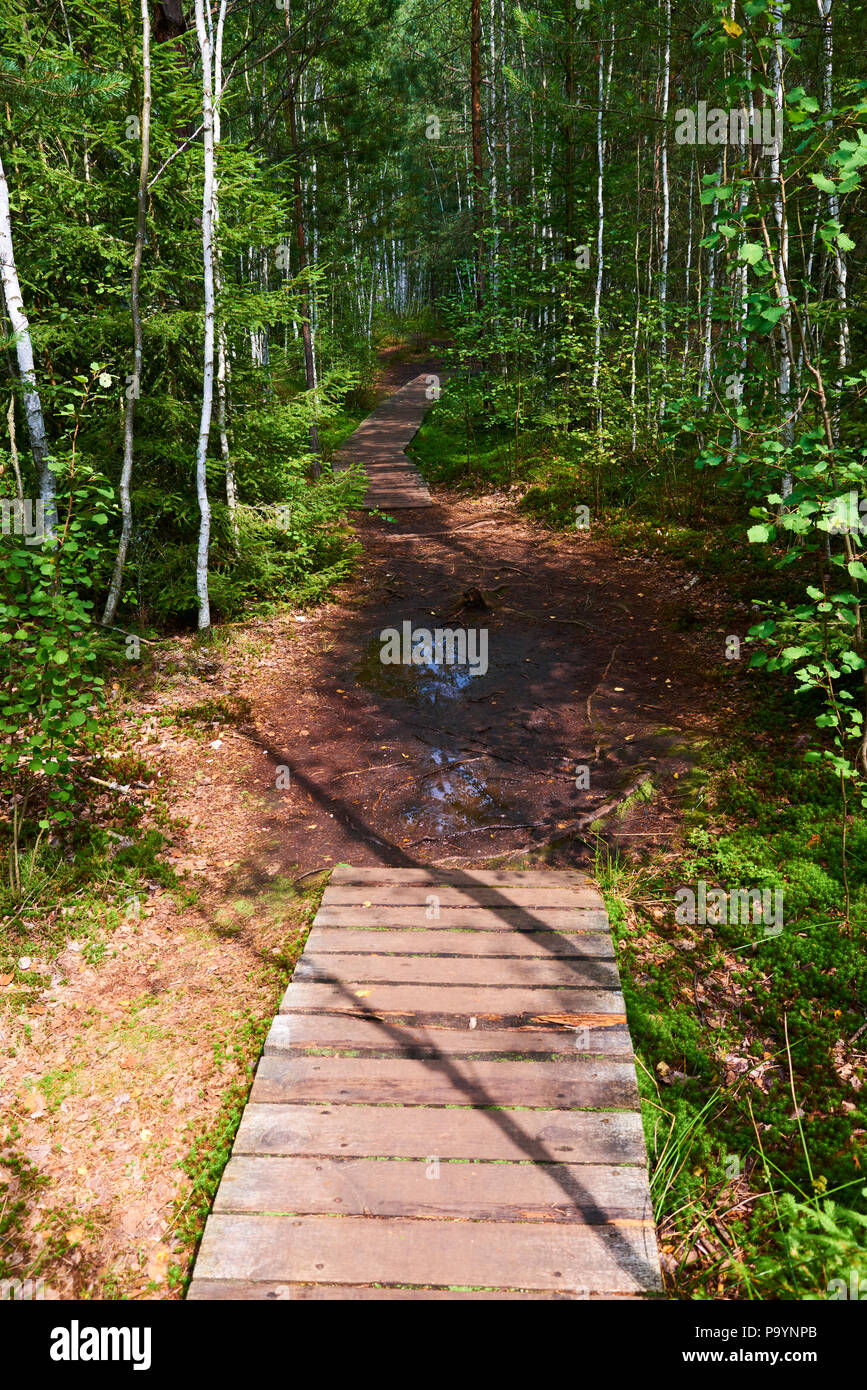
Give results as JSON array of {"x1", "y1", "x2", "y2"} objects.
[
  {"x1": 404, "y1": 747, "x2": 512, "y2": 832},
  {"x1": 355, "y1": 635, "x2": 485, "y2": 703}
]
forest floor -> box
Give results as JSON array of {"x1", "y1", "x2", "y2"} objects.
[{"x1": 1, "y1": 353, "x2": 759, "y2": 1299}]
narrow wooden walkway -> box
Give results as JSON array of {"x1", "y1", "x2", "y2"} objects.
[
  {"x1": 188, "y1": 866, "x2": 662, "y2": 1299},
  {"x1": 331, "y1": 373, "x2": 436, "y2": 509}
]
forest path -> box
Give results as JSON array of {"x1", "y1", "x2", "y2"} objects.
[
  {"x1": 188, "y1": 864, "x2": 662, "y2": 1299},
  {"x1": 332, "y1": 371, "x2": 438, "y2": 508},
  {"x1": 179, "y1": 367, "x2": 735, "y2": 1299}
]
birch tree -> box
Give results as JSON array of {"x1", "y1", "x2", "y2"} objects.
[
  {"x1": 192, "y1": 0, "x2": 226, "y2": 631},
  {"x1": 0, "y1": 151, "x2": 56, "y2": 536}
]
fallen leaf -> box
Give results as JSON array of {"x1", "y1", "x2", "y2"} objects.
[
  {"x1": 147, "y1": 1245, "x2": 172, "y2": 1282},
  {"x1": 66, "y1": 1226, "x2": 86, "y2": 1247}
]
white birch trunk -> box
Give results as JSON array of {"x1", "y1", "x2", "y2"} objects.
[
  {"x1": 192, "y1": 0, "x2": 222, "y2": 630},
  {"x1": 818, "y1": 0, "x2": 850, "y2": 440},
  {"x1": 210, "y1": 0, "x2": 236, "y2": 549},
  {"x1": 0, "y1": 152, "x2": 56, "y2": 535}
]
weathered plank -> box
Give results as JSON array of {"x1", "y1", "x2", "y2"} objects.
[
  {"x1": 192, "y1": 1214, "x2": 662, "y2": 1294},
  {"x1": 295, "y1": 952, "x2": 621, "y2": 989},
  {"x1": 279, "y1": 980, "x2": 626, "y2": 1019},
  {"x1": 322, "y1": 885, "x2": 602, "y2": 909},
  {"x1": 304, "y1": 927, "x2": 616, "y2": 957},
  {"x1": 263, "y1": 1014, "x2": 633, "y2": 1058},
  {"x1": 249, "y1": 1054, "x2": 639, "y2": 1108},
  {"x1": 311, "y1": 906, "x2": 610, "y2": 931},
  {"x1": 233, "y1": 1103, "x2": 647, "y2": 1163},
  {"x1": 214, "y1": 1156, "x2": 654, "y2": 1222},
  {"x1": 186, "y1": 1280, "x2": 642, "y2": 1300},
  {"x1": 329, "y1": 866, "x2": 590, "y2": 887}
]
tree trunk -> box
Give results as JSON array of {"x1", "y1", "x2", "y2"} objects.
[
  {"x1": 0, "y1": 151, "x2": 56, "y2": 535},
  {"x1": 103, "y1": 0, "x2": 151, "y2": 624},
  {"x1": 470, "y1": 0, "x2": 484, "y2": 312},
  {"x1": 211, "y1": 0, "x2": 237, "y2": 548},
  {"x1": 591, "y1": 38, "x2": 605, "y2": 402},
  {"x1": 770, "y1": 16, "x2": 794, "y2": 495},
  {"x1": 658, "y1": 0, "x2": 671, "y2": 412},
  {"x1": 192, "y1": 0, "x2": 221, "y2": 630},
  {"x1": 818, "y1": 0, "x2": 850, "y2": 440},
  {"x1": 286, "y1": 64, "x2": 321, "y2": 476}
]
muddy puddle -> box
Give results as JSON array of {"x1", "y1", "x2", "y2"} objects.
[
  {"x1": 403, "y1": 747, "x2": 514, "y2": 832},
  {"x1": 355, "y1": 631, "x2": 488, "y2": 703}
]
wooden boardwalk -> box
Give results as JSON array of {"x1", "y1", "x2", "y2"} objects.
[
  {"x1": 331, "y1": 373, "x2": 436, "y2": 509},
  {"x1": 188, "y1": 866, "x2": 662, "y2": 1300}
]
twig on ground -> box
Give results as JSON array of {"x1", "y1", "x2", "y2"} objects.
[
  {"x1": 586, "y1": 643, "x2": 621, "y2": 730},
  {"x1": 292, "y1": 866, "x2": 333, "y2": 884}
]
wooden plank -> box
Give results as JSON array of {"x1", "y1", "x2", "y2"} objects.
[
  {"x1": 361, "y1": 494, "x2": 431, "y2": 509},
  {"x1": 305, "y1": 927, "x2": 616, "y2": 958},
  {"x1": 322, "y1": 885, "x2": 602, "y2": 909},
  {"x1": 214, "y1": 1156, "x2": 654, "y2": 1222},
  {"x1": 234, "y1": 1103, "x2": 647, "y2": 1163},
  {"x1": 311, "y1": 906, "x2": 609, "y2": 931},
  {"x1": 279, "y1": 980, "x2": 626, "y2": 1019},
  {"x1": 187, "y1": 1280, "x2": 637, "y2": 1300},
  {"x1": 295, "y1": 953, "x2": 621, "y2": 989},
  {"x1": 263, "y1": 1014, "x2": 633, "y2": 1058},
  {"x1": 191, "y1": 1214, "x2": 663, "y2": 1293},
  {"x1": 249, "y1": 1054, "x2": 639, "y2": 1108},
  {"x1": 328, "y1": 867, "x2": 590, "y2": 887}
]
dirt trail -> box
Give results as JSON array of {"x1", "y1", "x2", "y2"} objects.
[{"x1": 216, "y1": 356, "x2": 731, "y2": 876}]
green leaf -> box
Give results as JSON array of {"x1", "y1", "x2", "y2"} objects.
[{"x1": 810, "y1": 172, "x2": 837, "y2": 194}]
